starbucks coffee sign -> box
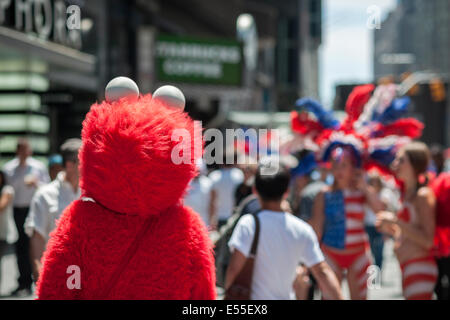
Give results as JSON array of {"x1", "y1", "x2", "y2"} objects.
[
  {"x1": 0, "y1": 0, "x2": 82, "y2": 50},
  {"x1": 156, "y1": 34, "x2": 243, "y2": 86}
]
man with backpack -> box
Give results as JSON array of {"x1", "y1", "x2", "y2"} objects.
[
  {"x1": 225, "y1": 158, "x2": 343, "y2": 299},
  {"x1": 213, "y1": 192, "x2": 260, "y2": 289}
]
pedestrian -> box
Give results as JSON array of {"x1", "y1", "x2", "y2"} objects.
[
  {"x1": 2, "y1": 138, "x2": 50, "y2": 296},
  {"x1": 309, "y1": 146, "x2": 384, "y2": 300},
  {"x1": 209, "y1": 151, "x2": 244, "y2": 229},
  {"x1": 234, "y1": 156, "x2": 257, "y2": 207},
  {"x1": 377, "y1": 142, "x2": 437, "y2": 300},
  {"x1": 290, "y1": 150, "x2": 326, "y2": 222},
  {"x1": 0, "y1": 170, "x2": 17, "y2": 293},
  {"x1": 47, "y1": 154, "x2": 64, "y2": 181},
  {"x1": 184, "y1": 159, "x2": 213, "y2": 228},
  {"x1": 364, "y1": 172, "x2": 400, "y2": 271},
  {"x1": 430, "y1": 144, "x2": 445, "y2": 175},
  {"x1": 288, "y1": 149, "x2": 326, "y2": 300},
  {"x1": 225, "y1": 158, "x2": 344, "y2": 300},
  {"x1": 25, "y1": 139, "x2": 82, "y2": 283}
]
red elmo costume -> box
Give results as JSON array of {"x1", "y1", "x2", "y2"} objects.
[{"x1": 36, "y1": 83, "x2": 216, "y2": 299}]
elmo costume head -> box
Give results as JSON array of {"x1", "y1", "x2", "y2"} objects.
[
  {"x1": 36, "y1": 77, "x2": 216, "y2": 300},
  {"x1": 80, "y1": 85, "x2": 197, "y2": 216}
]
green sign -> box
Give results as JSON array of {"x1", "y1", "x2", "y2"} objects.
[{"x1": 155, "y1": 34, "x2": 243, "y2": 86}]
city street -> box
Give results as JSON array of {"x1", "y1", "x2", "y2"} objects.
[
  {"x1": 0, "y1": 0, "x2": 448, "y2": 304},
  {"x1": 0, "y1": 245, "x2": 36, "y2": 300},
  {"x1": 351, "y1": 240, "x2": 403, "y2": 300},
  {"x1": 1, "y1": 240, "x2": 403, "y2": 300},
  {"x1": 218, "y1": 239, "x2": 405, "y2": 300}
]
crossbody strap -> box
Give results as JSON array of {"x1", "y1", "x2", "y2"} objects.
[
  {"x1": 99, "y1": 214, "x2": 155, "y2": 297},
  {"x1": 248, "y1": 210, "x2": 261, "y2": 258},
  {"x1": 82, "y1": 197, "x2": 159, "y2": 298}
]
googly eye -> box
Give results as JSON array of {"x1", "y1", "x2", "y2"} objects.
[
  {"x1": 105, "y1": 77, "x2": 139, "y2": 103},
  {"x1": 152, "y1": 85, "x2": 186, "y2": 111}
]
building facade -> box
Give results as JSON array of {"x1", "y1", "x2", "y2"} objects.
[
  {"x1": 0, "y1": 0, "x2": 102, "y2": 165},
  {"x1": 373, "y1": 0, "x2": 450, "y2": 146},
  {"x1": 374, "y1": 0, "x2": 450, "y2": 80},
  {"x1": 0, "y1": 0, "x2": 323, "y2": 164}
]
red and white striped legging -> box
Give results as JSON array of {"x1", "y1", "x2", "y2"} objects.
[
  {"x1": 322, "y1": 246, "x2": 372, "y2": 300},
  {"x1": 400, "y1": 256, "x2": 438, "y2": 300}
]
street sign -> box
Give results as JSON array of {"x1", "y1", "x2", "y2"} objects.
[{"x1": 155, "y1": 34, "x2": 243, "y2": 86}]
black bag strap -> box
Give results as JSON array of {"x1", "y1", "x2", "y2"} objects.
[
  {"x1": 224, "y1": 210, "x2": 262, "y2": 299},
  {"x1": 248, "y1": 210, "x2": 261, "y2": 257}
]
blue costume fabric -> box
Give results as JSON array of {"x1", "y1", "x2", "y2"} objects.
[
  {"x1": 322, "y1": 191, "x2": 346, "y2": 249},
  {"x1": 291, "y1": 152, "x2": 317, "y2": 178}
]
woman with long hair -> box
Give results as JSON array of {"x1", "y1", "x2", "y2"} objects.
[
  {"x1": 309, "y1": 145, "x2": 384, "y2": 300},
  {"x1": 377, "y1": 141, "x2": 437, "y2": 300}
]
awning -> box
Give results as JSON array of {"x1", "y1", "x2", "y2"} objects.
[{"x1": 0, "y1": 26, "x2": 96, "y2": 74}]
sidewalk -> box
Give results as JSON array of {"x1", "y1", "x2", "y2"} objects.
[
  {"x1": 358, "y1": 239, "x2": 403, "y2": 300},
  {"x1": 0, "y1": 245, "x2": 36, "y2": 300},
  {"x1": 1, "y1": 240, "x2": 404, "y2": 300},
  {"x1": 316, "y1": 239, "x2": 403, "y2": 299},
  {"x1": 217, "y1": 239, "x2": 405, "y2": 300}
]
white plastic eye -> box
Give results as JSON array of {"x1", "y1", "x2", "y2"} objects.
[
  {"x1": 152, "y1": 85, "x2": 186, "y2": 111},
  {"x1": 105, "y1": 77, "x2": 139, "y2": 103}
]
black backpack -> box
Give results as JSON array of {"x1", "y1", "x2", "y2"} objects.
[{"x1": 213, "y1": 194, "x2": 261, "y2": 288}]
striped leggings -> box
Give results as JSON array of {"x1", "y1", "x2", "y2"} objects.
[
  {"x1": 322, "y1": 246, "x2": 372, "y2": 300},
  {"x1": 400, "y1": 256, "x2": 438, "y2": 300}
]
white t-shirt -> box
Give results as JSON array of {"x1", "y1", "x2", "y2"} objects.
[
  {"x1": 3, "y1": 157, "x2": 50, "y2": 207},
  {"x1": 209, "y1": 168, "x2": 244, "y2": 221},
  {"x1": 25, "y1": 171, "x2": 80, "y2": 241},
  {"x1": 184, "y1": 175, "x2": 213, "y2": 226},
  {"x1": 0, "y1": 185, "x2": 18, "y2": 243},
  {"x1": 228, "y1": 210, "x2": 324, "y2": 300}
]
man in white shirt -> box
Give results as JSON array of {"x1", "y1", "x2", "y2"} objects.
[
  {"x1": 3, "y1": 138, "x2": 50, "y2": 296},
  {"x1": 209, "y1": 160, "x2": 244, "y2": 229},
  {"x1": 25, "y1": 138, "x2": 82, "y2": 283},
  {"x1": 226, "y1": 159, "x2": 343, "y2": 300}
]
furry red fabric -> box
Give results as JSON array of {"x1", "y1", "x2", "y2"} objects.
[{"x1": 36, "y1": 94, "x2": 216, "y2": 299}]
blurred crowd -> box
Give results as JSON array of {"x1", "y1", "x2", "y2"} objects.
[
  {"x1": 185, "y1": 142, "x2": 450, "y2": 300},
  {"x1": 0, "y1": 138, "x2": 81, "y2": 297},
  {"x1": 0, "y1": 136, "x2": 449, "y2": 300}
]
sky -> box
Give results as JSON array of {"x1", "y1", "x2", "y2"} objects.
[{"x1": 319, "y1": 0, "x2": 398, "y2": 107}]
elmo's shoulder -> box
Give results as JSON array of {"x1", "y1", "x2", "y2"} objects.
[
  {"x1": 183, "y1": 205, "x2": 212, "y2": 244},
  {"x1": 181, "y1": 205, "x2": 216, "y2": 299}
]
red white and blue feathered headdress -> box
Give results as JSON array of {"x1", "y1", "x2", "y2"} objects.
[{"x1": 290, "y1": 83, "x2": 424, "y2": 175}]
